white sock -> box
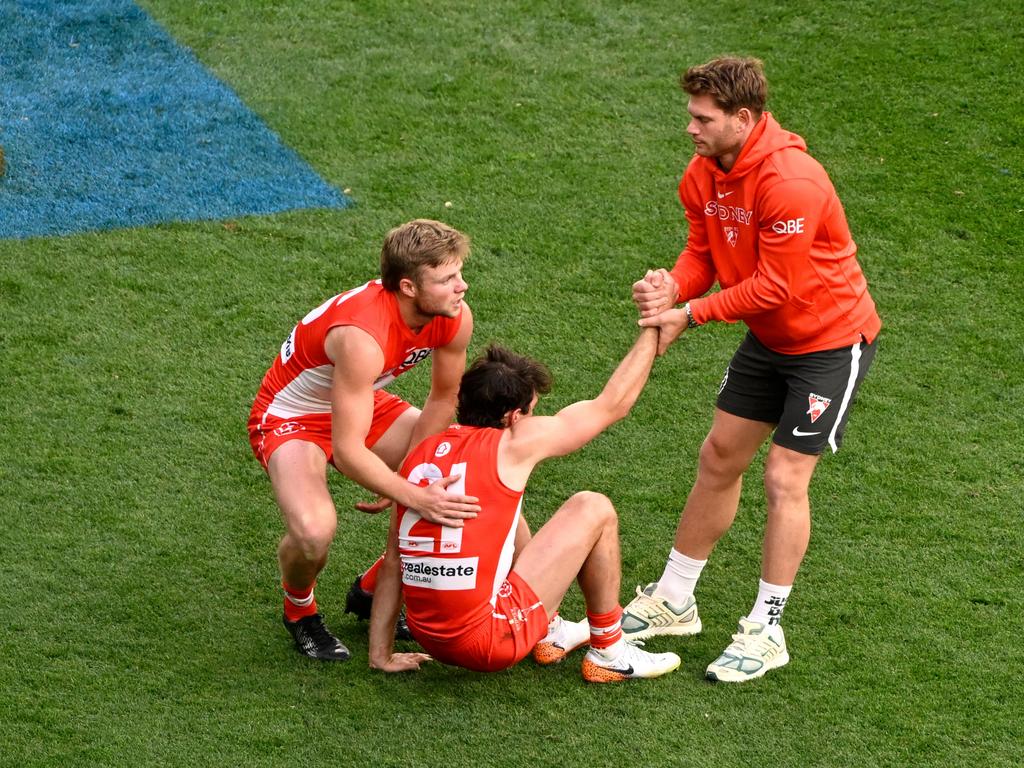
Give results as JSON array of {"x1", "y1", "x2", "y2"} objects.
[
  {"x1": 541, "y1": 614, "x2": 562, "y2": 641},
  {"x1": 747, "y1": 579, "x2": 792, "y2": 629},
  {"x1": 652, "y1": 549, "x2": 707, "y2": 605},
  {"x1": 595, "y1": 637, "x2": 626, "y2": 660}
]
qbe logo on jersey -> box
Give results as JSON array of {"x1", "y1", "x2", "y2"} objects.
[
  {"x1": 401, "y1": 556, "x2": 479, "y2": 590},
  {"x1": 771, "y1": 217, "x2": 805, "y2": 234},
  {"x1": 280, "y1": 327, "x2": 297, "y2": 364}
]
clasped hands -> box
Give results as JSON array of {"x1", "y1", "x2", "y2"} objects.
[{"x1": 632, "y1": 268, "x2": 688, "y2": 356}]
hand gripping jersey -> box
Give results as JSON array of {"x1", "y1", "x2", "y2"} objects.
[
  {"x1": 670, "y1": 113, "x2": 881, "y2": 355},
  {"x1": 251, "y1": 280, "x2": 462, "y2": 420},
  {"x1": 397, "y1": 425, "x2": 525, "y2": 642}
]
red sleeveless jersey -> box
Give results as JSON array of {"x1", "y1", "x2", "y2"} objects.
[
  {"x1": 397, "y1": 425, "x2": 524, "y2": 642},
  {"x1": 251, "y1": 280, "x2": 462, "y2": 419}
]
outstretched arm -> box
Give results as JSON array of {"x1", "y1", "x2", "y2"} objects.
[
  {"x1": 500, "y1": 327, "x2": 660, "y2": 487},
  {"x1": 638, "y1": 306, "x2": 691, "y2": 356}
]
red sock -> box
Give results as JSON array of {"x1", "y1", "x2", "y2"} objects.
[
  {"x1": 359, "y1": 554, "x2": 386, "y2": 594},
  {"x1": 282, "y1": 581, "x2": 318, "y2": 622},
  {"x1": 587, "y1": 606, "x2": 623, "y2": 649}
]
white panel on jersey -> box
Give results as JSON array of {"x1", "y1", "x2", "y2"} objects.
[
  {"x1": 266, "y1": 365, "x2": 333, "y2": 417},
  {"x1": 399, "y1": 462, "x2": 467, "y2": 553},
  {"x1": 489, "y1": 497, "x2": 523, "y2": 604},
  {"x1": 300, "y1": 280, "x2": 376, "y2": 326}
]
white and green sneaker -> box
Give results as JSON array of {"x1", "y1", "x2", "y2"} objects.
[
  {"x1": 705, "y1": 617, "x2": 789, "y2": 683},
  {"x1": 621, "y1": 583, "x2": 702, "y2": 641}
]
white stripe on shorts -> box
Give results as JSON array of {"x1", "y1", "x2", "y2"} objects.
[{"x1": 828, "y1": 342, "x2": 862, "y2": 454}]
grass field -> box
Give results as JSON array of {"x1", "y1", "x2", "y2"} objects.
[{"x1": 2, "y1": 1, "x2": 1022, "y2": 766}]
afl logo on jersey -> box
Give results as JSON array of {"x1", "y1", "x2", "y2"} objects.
[{"x1": 435, "y1": 441, "x2": 451, "y2": 458}]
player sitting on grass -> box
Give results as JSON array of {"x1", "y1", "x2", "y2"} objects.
[{"x1": 368, "y1": 327, "x2": 680, "y2": 683}]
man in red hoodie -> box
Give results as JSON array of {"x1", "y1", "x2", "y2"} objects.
[{"x1": 624, "y1": 56, "x2": 880, "y2": 682}]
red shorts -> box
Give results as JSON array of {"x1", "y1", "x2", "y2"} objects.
[
  {"x1": 247, "y1": 390, "x2": 412, "y2": 470},
  {"x1": 409, "y1": 572, "x2": 549, "y2": 673}
]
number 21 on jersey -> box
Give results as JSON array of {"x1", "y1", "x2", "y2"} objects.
[{"x1": 399, "y1": 461, "x2": 467, "y2": 554}]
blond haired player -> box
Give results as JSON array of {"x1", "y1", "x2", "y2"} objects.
[{"x1": 248, "y1": 220, "x2": 480, "y2": 660}]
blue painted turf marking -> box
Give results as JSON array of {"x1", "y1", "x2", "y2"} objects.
[{"x1": 0, "y1": 1, "x2": 350, "y2": 240}]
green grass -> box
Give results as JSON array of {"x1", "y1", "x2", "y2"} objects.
[{"x1": 2, "y1": 1, "x2": 1022, "y2": 766}]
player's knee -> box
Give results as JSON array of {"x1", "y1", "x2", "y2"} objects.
[
  {"x1": 567, "y1": 491, "x2": 617, "y2": 529},
  {"x1": 288, "y1": 518, "x2": 337, "y2": 562},
  {"x1": 763, "y1": 466, "x2": 809, "y2": 509},
  {"x1": 698, "y1": 433, "x2": 746, "y2": 483}
]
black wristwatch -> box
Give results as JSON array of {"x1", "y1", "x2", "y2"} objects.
[{"x1": 683, "y1": 302, "x2": 699, "y2": 329}]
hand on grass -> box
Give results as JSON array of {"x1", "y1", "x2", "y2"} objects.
[{"x1": 372, "y1": 652, "x2": 433, "y2": 673}]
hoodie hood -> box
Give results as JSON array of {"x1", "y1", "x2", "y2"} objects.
[{"x1": 702, "y1": 112, "x2": 807, "y2": 181}]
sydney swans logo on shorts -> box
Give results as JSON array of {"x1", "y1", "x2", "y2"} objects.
[
  {"x1": 273, "y1": 421, "x2": 305, "y2": 437},
  {"x1": 807, "y1": 393, "x2": 832, "y2": 423}
]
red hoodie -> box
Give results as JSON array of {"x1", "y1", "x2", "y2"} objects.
[{"x1": 669, "y1": 113, "x2": 880, "y2": 354}]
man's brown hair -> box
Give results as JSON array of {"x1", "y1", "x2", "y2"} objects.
[
  {"x1": 380, "y1": 219, "x2": 470, "y2": 291},
  {"x1": 457, "y1": 344, "x2": 553, "y2": 429},
  {"x1": 681, "y1": 56, "x2": 767, "y2": 117}
]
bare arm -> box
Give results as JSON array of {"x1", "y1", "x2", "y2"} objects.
[
  {"x1": 638, "y1": 306, "x2": 690, "y2": 356},
  {"x1": 328, "y1": 326, "x2": 480, "y2": 523},
  {"x1": 408, "y1": 303, "x2": 474, "y2": 449},
  {"x1": 354, "y1": 304, "x2": 475, "y2": 516},
  {"x1": 368, "y1": 510, "x2": 431, "y2": 672},
  {"x1": 499, "y1": 327, "x2": 660, "y2": 488}
]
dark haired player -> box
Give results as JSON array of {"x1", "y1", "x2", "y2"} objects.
[{"x1": 368, "y1": 329, "x2": 680, "y2": 683}]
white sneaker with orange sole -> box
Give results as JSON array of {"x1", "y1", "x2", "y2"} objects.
[
  {"x1": 581, "y1": 642, "x2": 681, "y2": 683},
  {"x1": 532, "y1": 616, "x2": 590, "y2": 665}
]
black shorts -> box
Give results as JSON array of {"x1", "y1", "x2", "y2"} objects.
[{"x1": 716, "y1": 332, "x2": 878, "y2": 456}]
